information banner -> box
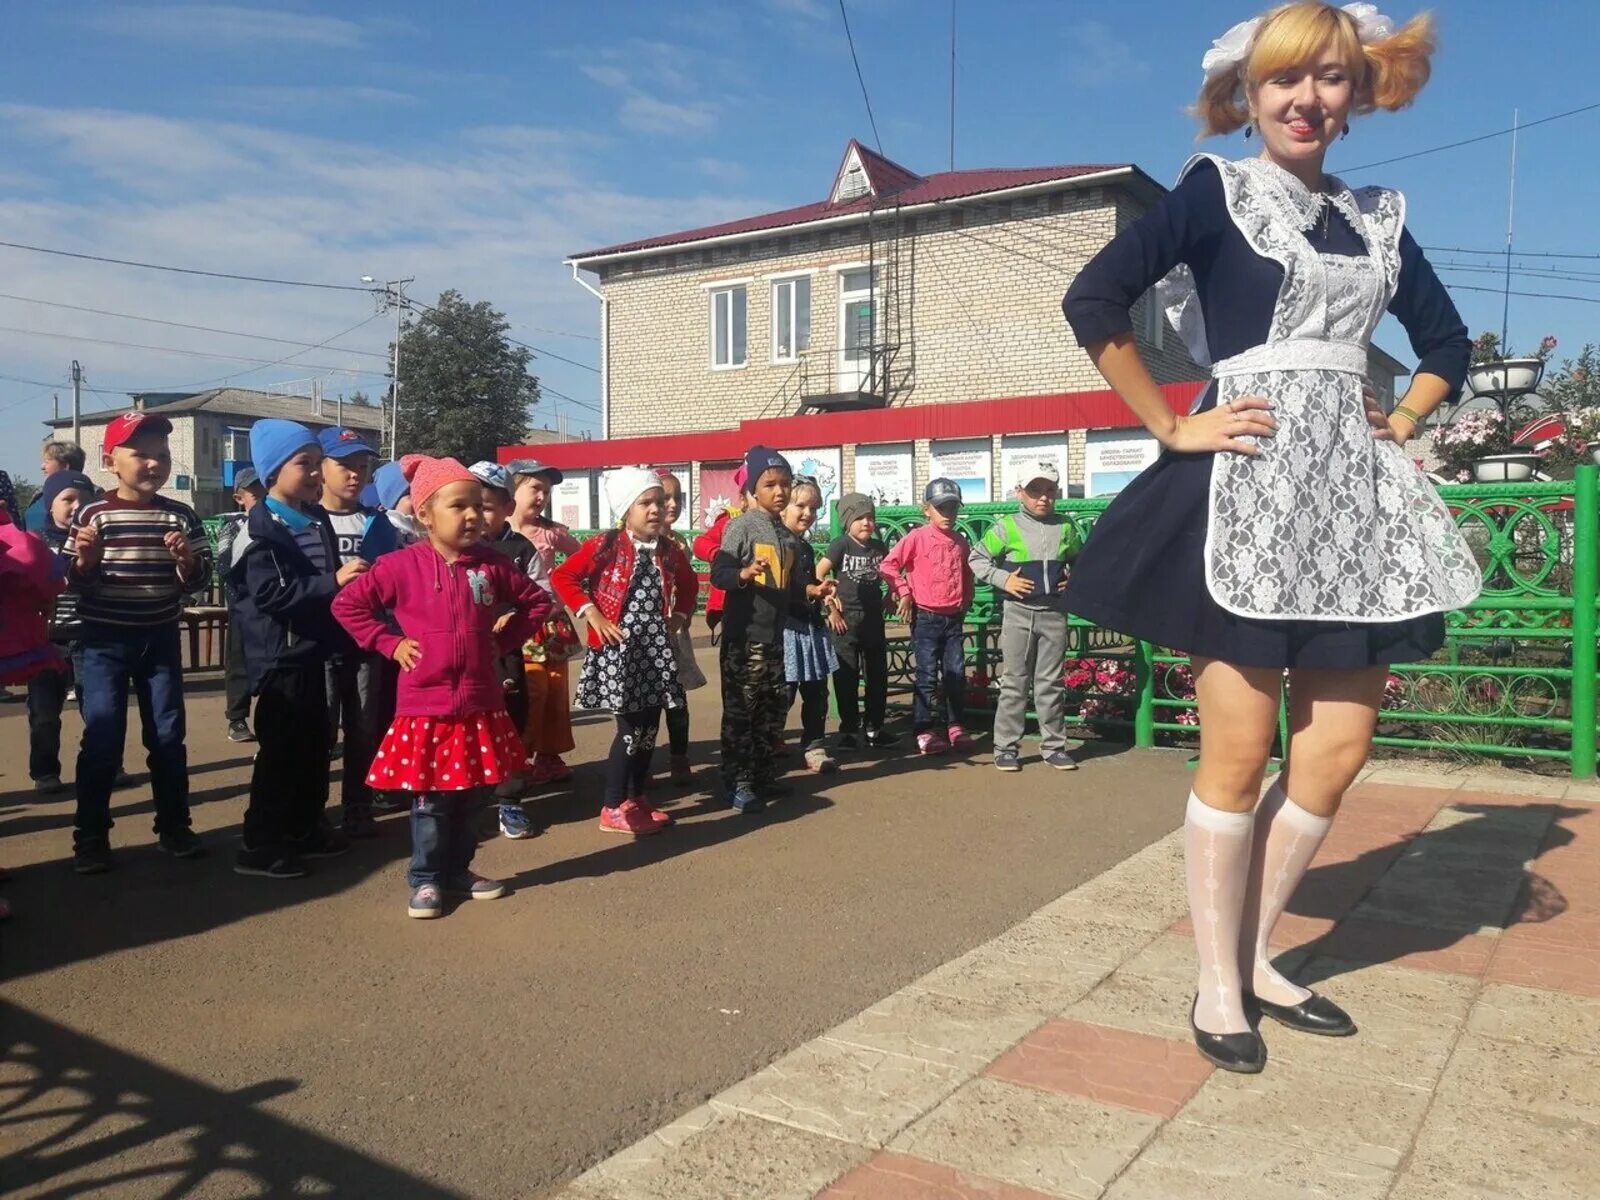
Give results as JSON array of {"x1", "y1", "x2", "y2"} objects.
[{"x1": 930, "y1": 437, "x2": 992, "y2": 504}]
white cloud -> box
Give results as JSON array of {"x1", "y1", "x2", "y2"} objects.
[
  {"x1": 695, "y1": 157, "x2": 748, "y2": 184},
  {"x1": 1063, "y1": 21, "x2": 1150, "y2": 88},
  {"x1": 763, "y1": 0, "x2": 829, "y2": 19},
  {"x1": 571, "y1": 38, "x2": 723, "y2": 138},
  {"x1": 220, "y1": 85, "x2": 417, "y2": 112},
  {"x1": 620, "y1": 95, "x2": 717, "y2": 135},
  {"x1": 83, "y1": 5, "x2": 379, "y2": 49}
]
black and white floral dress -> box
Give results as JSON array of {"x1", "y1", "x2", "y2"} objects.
[{"x1": 574, "y1": 545, "x2": 685, "y2": 714}]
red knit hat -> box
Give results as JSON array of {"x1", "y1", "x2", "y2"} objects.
[{"x1": 399, "y1": 454, "x2": 478, "y2": 510}]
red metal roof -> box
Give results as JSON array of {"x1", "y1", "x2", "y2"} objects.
[
  {"x1": 568, "y1": 140, "x2": 1135, "y2": 262},
  {"x1": 499, "y1": 383, "x2": 1205, "y2": 472}
]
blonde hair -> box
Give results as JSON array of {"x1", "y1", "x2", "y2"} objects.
[
  {"x1": 788, "y1": 477, "x2": 823, "y2": 507},
  {"x1": 1194, "y1": 2, "x2": 1436, "y2": 137}
]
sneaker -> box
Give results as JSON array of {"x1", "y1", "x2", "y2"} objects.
[
  {"x1": 371, "y1": 791, "x2": 406, "y2": 814},
  {"x1": 803, "y1": 746, "x2": 839, "y2": 774},
  {"x1": 1044, "y1": 749, "x2": 1080, "y2": 771},
  {"x1": 445, "y1": 872, "x2": 507, "y2": 901},
  {"x1": 32, "y1": 775, "x2": 67, "y2": 794},
  {"x1": 157, "y1": 827, "x2": 205, "y2": 858},
  {"x1": 994, "y1": 748, "x2": 1022, "y2": 772},
  {"x1": 407, "y1": 884, "x2": 443, "y2": 918},
  {"x1": 498, "y1": 804, "x2": 534, "y2": 839},
  {"x1": 113, "y1": 771, "x2": 135, "y2": 790},
  {"x1": 758, "y1": 779, "x2": 793, "y2": 800},
  {"x1": 295, "y1": 826, "x2": 352, "y2": 859},
  {"x1": 598, "y1": 799, "x2": 664, "y2": 836},
  {"x1": 72, "y1": 841, "x2": 115, "y2": 875},
  {"x1": 917, "y1": 731, "x2": 950, "y2": 756},
  {"x1": 342, "y1": 809, "x2": 380, "y2": 839},
  {"x1": 728, "y1": 785, "x2": 766, "y2": 814},
  {"x1": 631, "y1": 795, "x2": 674, "y2": 826},
  {"x1": 227, "y1": 720, "x2": 255, "y2": 744},
  {"x1": 835, "y1": 732, "x2": 859, "y2": 751},
  {"x1": 669, "y1": 755, "x2": 694, "y2": 786},
  {"x1": 947, "y1": 725, "x2": 977, "y2": 751},
  {"x1": 865, "y1": 728, "x2": 900, "y2": 749},
  {"x1": 234, "y1": 846, "x2": 308, "y2": 879}
]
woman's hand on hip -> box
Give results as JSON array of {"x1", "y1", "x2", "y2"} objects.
[
  {"x1": 1364, "y1": 385, "x2": 1403, "y2": 444},
  {"x1": 1160, "y1": 394, "x2": 1276, "y2": 456}
]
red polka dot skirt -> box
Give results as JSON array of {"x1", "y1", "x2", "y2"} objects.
[{"x1": 367, "y1": 710, "x2": 530, "y2": 792}]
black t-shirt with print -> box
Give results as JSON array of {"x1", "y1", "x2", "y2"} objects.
[{"x1": 826, "y1": 535, "x2": 888, "y2": 616}]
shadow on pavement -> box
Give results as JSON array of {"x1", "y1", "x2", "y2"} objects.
[{"x1": 0, "y1": 999, "x2": 467, "y2": 1198}]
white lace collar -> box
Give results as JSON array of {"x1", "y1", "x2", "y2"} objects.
[
  {"x1": 1236, "y1": 156, "x2": 1365, "y2": 234},
  {"x1": 628, "y1": 532, "x2": 659, "y2": 551}
]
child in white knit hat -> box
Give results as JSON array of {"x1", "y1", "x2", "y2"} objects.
[{"x1": 550, "y1": 468, "x2": 700, "y2": 836}]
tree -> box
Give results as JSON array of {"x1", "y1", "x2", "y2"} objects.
[
  {"x1": 393, "y1": 290, "x2": 539, "y2": 462},
  {"x1": 10, "y1": 475, "x2": 38, "y2": 518}
]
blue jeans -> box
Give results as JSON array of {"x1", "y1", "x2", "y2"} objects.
[
  {"x1": 408, "y1": 788, "x2": 487, "y2": 888},
  {"x1": 74, "y1": 621, "x2": 190, "y2": 847},
  {"x1": 911, "y1": 612, "x2": 967, "y2": 733}
]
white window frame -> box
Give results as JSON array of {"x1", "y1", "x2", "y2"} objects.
[
  {"x1": 709, "y1": 284, "x2": 747, "y2": 371},
  {"x1": 771, "y1": 275, "x2": 812, "y2": 364}
]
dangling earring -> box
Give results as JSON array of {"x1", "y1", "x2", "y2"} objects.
[
  {"x1": 1342, "y1": 123, "x2": 1350, "y2": 139},
  {"x1": 1244, "y1": 122, "x2": 1253, "y2": 140}
]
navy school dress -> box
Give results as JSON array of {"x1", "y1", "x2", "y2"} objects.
[{"x1": 1060, "y1": 155, "x2": 1479, "y2": 670}]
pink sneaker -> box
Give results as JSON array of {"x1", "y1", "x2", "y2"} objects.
[
  {"x1": 947, "y1": 725, "x2": 977, "y2": 751},
  {"x1": 917, "y1": 731, "x2": 950, "y2": 756},
  {"x1": 599, "y1": 799, "x2": 664, "y2": 836}
]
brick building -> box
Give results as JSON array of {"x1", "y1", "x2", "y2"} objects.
[{"x1": 504, "y1": 140, "x2": 1403, "y2": 528}]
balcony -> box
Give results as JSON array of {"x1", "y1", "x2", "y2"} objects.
[{"x1": 763, "y1": 342, "x2": 904, "y2": 419}]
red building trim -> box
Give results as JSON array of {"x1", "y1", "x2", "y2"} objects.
[{"x1": 499, "y1": 382, "x2": 1206, "y2": 470}]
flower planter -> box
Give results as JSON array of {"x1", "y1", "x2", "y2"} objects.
[
  {"x1": 1591, "y1": 447, "x2": 1600, "y2": 467},
  {"x1": 1469, "y1": 357, "x2": 1545, "y2": 399},
  {"x1": 1472, "y1": 453, "x2": 1542, "y2": 483}
]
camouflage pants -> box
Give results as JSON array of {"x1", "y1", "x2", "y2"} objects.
[{"x1": 719, "y1": 640, "x2": 787, "y2": 790}]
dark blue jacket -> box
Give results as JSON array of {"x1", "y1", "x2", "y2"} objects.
[{"x1": 229, "y1": 501, "x2": 350, "y2": 690}]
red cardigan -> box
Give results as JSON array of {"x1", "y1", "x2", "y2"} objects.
[
  {"x1": 692, "y1": 509, "x2": 733, "y2": 627},
  {"x1": 551, "y1": 532, "x2": 699, "y2": 649}
]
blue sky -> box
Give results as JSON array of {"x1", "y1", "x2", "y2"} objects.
[{"x1": 1, "y1": 0, "x2": 1596, "y2": 481}]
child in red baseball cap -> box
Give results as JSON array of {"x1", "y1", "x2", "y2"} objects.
[{"x1": 63, "y1": 411, "x2": 212, "y2": 873}]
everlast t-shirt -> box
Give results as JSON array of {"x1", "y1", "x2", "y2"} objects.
[
  {"x1": 324, "y1": 509, "x2": 368, "y2": 567},
  {"x1": 826, "y1": 534, "x2": 888, "y2": 616}
]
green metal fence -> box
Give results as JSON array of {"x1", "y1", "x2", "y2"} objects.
[{"x1": 847, "y1": 465, "x2": 1600, "y2": 779}]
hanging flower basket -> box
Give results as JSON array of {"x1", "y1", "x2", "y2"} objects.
[
  {"x1": 1469, "y1": 357, "x2": 1545, "y2": 400},
  {"x1": 1471, "y1": 452, "x2": 1542, "y2": 483}
]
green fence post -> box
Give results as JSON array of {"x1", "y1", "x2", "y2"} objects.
[
  {"x1": 1134, "y1": 641, "x2": 1155, "y2": 749},
  {"x1": 1571, "y1": 463, "x2": 1598, "y2": 778}
]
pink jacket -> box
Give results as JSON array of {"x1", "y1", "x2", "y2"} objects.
[
  {"x1": 332, "y1": 541, "x2": 554, "y2": 718},
  {"x1": 0, "y1": 517, "x2": 66, "y2": 684},
  {"x1": 880, "y1": 524, "x2": 974, "y2": 616}
]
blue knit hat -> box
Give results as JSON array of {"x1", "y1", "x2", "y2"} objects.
[
  {"x1": 373, "y1": 460, "x2": 410, "y2": 511},
  {"x1": 250, "y1": 419, "x2": 318, "y2": 485},
  {"x1": 40, "y1": 470, "x2": 98, "y2": 516}
]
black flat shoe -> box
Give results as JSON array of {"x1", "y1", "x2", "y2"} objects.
[
  {"x1": 1190, "y1": 998, "x2": 1266, "y2": 1074},
  {"x1": 1252, "y1": 992, "x2": 1357, "y2": 1037}
]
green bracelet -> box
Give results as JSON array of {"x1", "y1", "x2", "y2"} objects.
[{"x1": 1393, "y1": 404, "x2": 1426, "y2": 426}]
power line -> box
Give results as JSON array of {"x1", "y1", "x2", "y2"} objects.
[
  {"x1": 1341, "y1": 100, "x2": 1600, "y2": 174},
  {"x1": 837, "y1": 0, "x2": 883, "y2": 155},
  {"x1": 0, "y1": 238, "x2": 373, "y2": 291},
  {"x1": 1436, "y1": 262, "x2": 1600, "y2": 286},
  {"x1": 539, "y1": 383, "x2": 600, "y2": 414},
  {"x1": 0, "y1": 291, "x2": 391, "y2": 359},
  {"x1": 1445, "y1": 282, "x2": 1600, "y2": 306},
  {"x1": 0, "y1": 323, "x2": 381, "y2": 375},
  {"x1": 1425, "y1": 245, "x2": 1600, "y2": 262},
  {"x1": 404, "y1": 295, "x2": 599, "y2": 373}
]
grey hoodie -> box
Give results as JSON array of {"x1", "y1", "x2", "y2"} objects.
[{"x1": 969, "y1": 506, "x2": 1081, "y2": 613}]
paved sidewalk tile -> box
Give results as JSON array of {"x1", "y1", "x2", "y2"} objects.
[
  {"x1": 1435, "y1": 1033, "x2": 1600, "y2": 1128},
  {"x1": 1466, "y1": 982, "x2": 1600, "y2": 1053},
  {"x1": 825, "y1": 988, "x2": 1043, "y2": 1073},
  {"x1": 1485, "y1": 936, "x2": 1600, "y2": 998},
  {"x1": 1260, "y1": 998, "x2": 1458, "y2": 1090},
  {"x1": 1390, "y1": 1092, "x2": 1600, "y2": 1200},
  {"x1": 889, "y1": 1076, "x2": 1160, "y2": 1200},
  {"x1": 1311, "y1": 917, "x2": 1497, "y2": 977},
  {"x1": 984, "y1": 1019, "x2": 1212, "y2": 1118},
  {"x1": 820, "y1": 1151, "x2": 1060, "y2": 1200},
  {"x1": 911, "y1": 932, "x2": 1115, "y2": 1018},
  {"x1": 708, "y1": 1038, "x2": 965, "y2": 1149},
  {"x1": 1101, "y1": 1120, "x2": 1392, "y2": 1200},
  {"x1": 1290, "y1": 957, "x2": 1478, "y2": 1028},
  {"x1": 1357, "y1": 769, "x2": 1463, "y2": 792},
  {"x1": 1174, "y1": 1060, "x2": 1431, "y2": 1169},
  {"x1": 561, "y1": 1111, "x2": 870, "y2": 1200}
]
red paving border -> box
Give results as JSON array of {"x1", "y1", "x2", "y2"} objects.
[
  {"x1": 984, "y1": 1018, "x2": 1213, "y2": 1119},
  {"x1": 818, "y1": 1152, "x2": 1060, "y2": 1200}
]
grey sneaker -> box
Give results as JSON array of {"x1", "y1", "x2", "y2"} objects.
[
  {"x1": 445, "y1": 872, "x2": 506, "y2": 901},
  {"x1": 994, "y1": 748, "x2": 1022, "y2": 772},
  {"x1": 33, "y1": 775, "x2": 67, "y2": 794},
  {"x1": 1044, "y1": 749, "x2": 1080, "y2": 771}
]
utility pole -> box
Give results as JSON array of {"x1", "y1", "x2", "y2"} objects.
[
  {"x1": 363, "y1": 276, "x2": 413, "y2": 459},
  {"x1": 70, "y1": 360, "x2": 82, "y2": 448}
]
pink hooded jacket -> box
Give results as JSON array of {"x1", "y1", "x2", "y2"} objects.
[
  {"x1": 0, "y1": 513, "x2": 67, "y2": 684},
  {"x1": 333, "y1": 540, "x2": 553, "y2": 718}
]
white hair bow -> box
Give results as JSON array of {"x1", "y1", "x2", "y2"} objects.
[{"x1": 1202, "y1": 3, "x2": 1397, "y2": 83}]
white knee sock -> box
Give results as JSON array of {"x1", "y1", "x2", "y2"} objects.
[
  {"x1": 1184, "y1": 792, "x2": 1255, "y2": 1035},
  {"x1": 1240, "y1": 779, "x2": 1333, "y2": 1006}
]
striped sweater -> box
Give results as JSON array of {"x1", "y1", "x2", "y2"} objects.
[{"x1": 64, "y1": 495, "x2": 213, "y2": 627}]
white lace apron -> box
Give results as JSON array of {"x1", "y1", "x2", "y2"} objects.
[{"x1": 1155, "y1": 155, "x2": 1483, "y2": 622}]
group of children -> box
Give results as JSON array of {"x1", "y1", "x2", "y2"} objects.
[{"x1": 2, "y1": 420, "x2": 1084, "y2": 919}]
